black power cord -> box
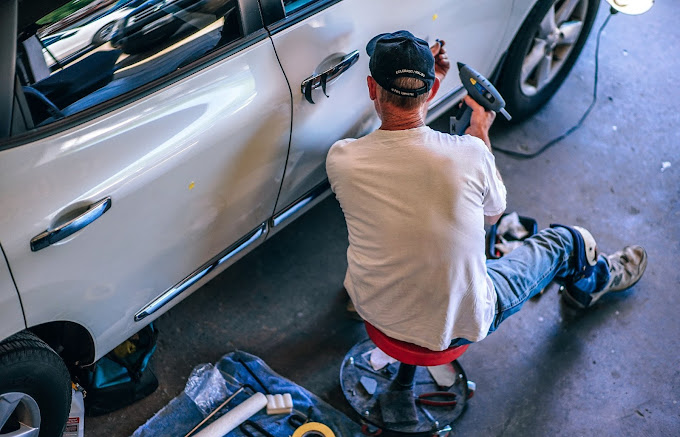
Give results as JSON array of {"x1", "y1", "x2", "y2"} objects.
[{"x1": 492, "y1": 12, "x2": 613, "y2": 159}]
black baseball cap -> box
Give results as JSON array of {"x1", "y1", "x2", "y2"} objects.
[{"x1": 366, "y1": 30, "x2": 435, "y2": 97}]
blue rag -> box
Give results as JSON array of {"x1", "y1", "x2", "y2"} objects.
[{"x1": 132, "y1": 351, "x2": 362, "y2": 436}]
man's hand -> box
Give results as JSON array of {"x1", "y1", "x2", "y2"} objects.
[
  {"x1": 463, "y1": 95, "x2": 496, "y2": 150},
  {"x1": 430, "y1": 39, "x2": 450, "y2": 83},
  {"x1": 464, "y1": 96, "x2": 503, "y2": 186}
]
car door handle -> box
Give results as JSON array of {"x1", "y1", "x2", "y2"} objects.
[
  {"x1": 301, "y1": 50, "x2": 360, "y2": 104},
  {"x1": 30, "y1": 197, "x2": 112, "y2": 252}
]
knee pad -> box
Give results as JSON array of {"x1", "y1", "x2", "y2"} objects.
[{"x1": 550, "y1": 224, "x2": 598, "y2": 282}]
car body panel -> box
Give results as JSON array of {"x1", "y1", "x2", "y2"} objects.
[
  {"x1": 0, "y1": 36, "x2": 290, "y2": 360},
  {"x1": 0, "y1": 245, "x2": 25, "y2": 341},
  {"x1": 268, "y1": 0, "x2": 513, "y2": 213},
  {"x1": 501, "y1": 0, "x2": 539, "y2": 52},
  {"x1": 0, "y1": 0, "x2": 577, "y2": 367}
]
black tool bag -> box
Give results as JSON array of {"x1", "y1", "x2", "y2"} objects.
[{"x1": 76, "y1": 324, "x2": 159, "y2": 416}]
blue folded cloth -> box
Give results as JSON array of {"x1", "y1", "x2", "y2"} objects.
[{"x1": 132, "y1": 351, "x2": 362, "y2": 436}]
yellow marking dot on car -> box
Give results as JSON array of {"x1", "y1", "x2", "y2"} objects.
[
  {"x1": 189, "y1": 182, "x2": 195, "y2": 190},
  {"x1": 433, "y1": 13, "x2": 438, "y2": 20}
]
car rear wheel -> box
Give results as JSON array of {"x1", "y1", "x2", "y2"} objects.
[
  {"x1": 0, "y1": 332, "x2": 71, "y2": 437},
  {"x1": 497, "y1": 0, "x2": 600, "y2": 122}
]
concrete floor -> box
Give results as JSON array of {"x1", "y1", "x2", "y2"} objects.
[{"x1": 87, "y1": 3, "x2": 679, "y2": 436}]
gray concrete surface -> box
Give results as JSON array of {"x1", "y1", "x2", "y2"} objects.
[{"x1": 87, "y1": 3, "x2": 679, "y2": 436}]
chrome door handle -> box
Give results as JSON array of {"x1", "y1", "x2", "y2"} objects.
[
  {"x1": 30, "y1": 197, "x2": 112, "y2": 252},
  {"x1": 301, "y1": 50, "x2": 360, "y2": 104}
]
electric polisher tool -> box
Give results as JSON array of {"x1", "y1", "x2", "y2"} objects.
[{"x1": 450, "y1": 62, "x2": 512, "y2": 135}]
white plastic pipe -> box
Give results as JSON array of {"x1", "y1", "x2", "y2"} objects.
[{"x1": 193, "y1": 392, "x2": 267, "y2": 437}]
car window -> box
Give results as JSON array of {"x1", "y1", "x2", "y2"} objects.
[
  {"x1": 13, "y1": 0, "x2": 247, "y2": 133},
  {"x1": 283, "y1": 0, "x2": 319, "y2": 14}
]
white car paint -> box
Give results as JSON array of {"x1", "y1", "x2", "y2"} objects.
[
  {"x1": 503, "y1": 0, "x2": 541, "y2": 48},
  {"x1": 42, "y1": 7, "x2": 132, "y2": 67},
  {"x1": 0, "y1": 35, "x2": 290, "y2": 361},
  {"x1": 0, "y1": 0, "x2": 564, "y2": 362},
  {"x1": 268, "y1": 0, "x2": 514, "y2": 212},
  {"x1": 0, "y1": 253, "x2": 24, "y2": 342}
]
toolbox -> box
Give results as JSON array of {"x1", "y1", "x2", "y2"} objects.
[{"x1": 486, "y1": 214, "x2": 538, "y2": 259}]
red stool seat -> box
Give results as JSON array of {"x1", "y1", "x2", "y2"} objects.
[{"x1": 365, "y1": 322, "x2": 468, "y2": 366}]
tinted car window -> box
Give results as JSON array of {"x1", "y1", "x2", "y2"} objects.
[
  {"x1": 14, "y1": 0, "x2": 243, "y2": 131},
  {"x1": 283, "y1": 0, "x2": 319, "y2": 14}
]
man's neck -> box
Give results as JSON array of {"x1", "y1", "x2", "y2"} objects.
[{"x1": 379, "y1": 109, "x2": 425, "y2": 131}]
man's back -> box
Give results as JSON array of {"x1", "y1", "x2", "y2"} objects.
[{"x1": 327, "y1": 126, "x2": 506, "y2": 351}]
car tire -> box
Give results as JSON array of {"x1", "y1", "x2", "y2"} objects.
[
  {"x1": 0, "y1": 331, "x2": 71, "y2": 437},
  {"x1": 497, "y1": 0, "x2": 600, "y2": 123},
  {"x1": 92, "y1": 21, "x2": 118, "y2": 45}
]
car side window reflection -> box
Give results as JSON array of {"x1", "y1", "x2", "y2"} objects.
[
  {"x1": 14, "y1": 0, "x2": 243, "y2": 131},
  {"x1": 283, "y1": 0, "x2": 319, "y2": 14}
]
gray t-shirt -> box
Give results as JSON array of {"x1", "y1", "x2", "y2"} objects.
[{"x1": 326, "y1": 126, "x2": 506, "y2": 351}]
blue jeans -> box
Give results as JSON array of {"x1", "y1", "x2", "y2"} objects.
[{"x1": 452, "y1": 227, "x2": 610, "y2": 346}]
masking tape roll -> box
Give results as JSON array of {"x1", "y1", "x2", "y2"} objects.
[{"x1": 292, "y1": 422, "x2": 336, "y2": 437}]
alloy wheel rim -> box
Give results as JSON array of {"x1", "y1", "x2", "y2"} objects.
[
  {"x1": 0, "y1": 393, "x2": 41, "y2": 437},
  {"x1": 98, "y1": 22, "x2": 116, "y2": 41},
  {"x1": 520, "y1": 0, "x2": 589, "y2": 96}
]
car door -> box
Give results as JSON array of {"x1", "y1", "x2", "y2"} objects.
[
  {"x1": 260, "y1": 0, "x2": 513, "y2": 220},
  {"x1": 0, "y1": 0, "x2": 290, "y2": 359},
  {"x1": 0, "y1": 251, "x2": 23, "y2": 342}
]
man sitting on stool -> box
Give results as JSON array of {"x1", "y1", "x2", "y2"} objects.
[{"x1": 326, "y1": 30, "x2": 647, "y2": 351}]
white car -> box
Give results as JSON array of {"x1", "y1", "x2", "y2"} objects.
[
  {"x1": 41, "y1": 7, "x2": 133, "y2": 67},
  {"x1": 0, "y1": 0, "x2": 599, "y2": 434}
]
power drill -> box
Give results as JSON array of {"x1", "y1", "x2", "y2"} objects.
[{"x1": 450, "y1": 62, "x2": 512, "y2": 135}]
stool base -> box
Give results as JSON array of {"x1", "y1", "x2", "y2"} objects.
[{"x1": 340, "y1": 339, "x2": 470, "y2": 435}]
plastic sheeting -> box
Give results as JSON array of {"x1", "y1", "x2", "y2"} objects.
[{"x1": 184, "y1": 364, "x2": 230, "y2": 417}]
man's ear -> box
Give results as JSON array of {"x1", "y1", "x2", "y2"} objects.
[
  {"x1": 367, "y1": 76, "x2": 378, "y2": 101},
  {"x1": 426, "y1": 77, "x2": 441, "y2": 103}
]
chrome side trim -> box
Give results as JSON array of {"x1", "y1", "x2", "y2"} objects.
[
  {"x1": 134, "y1": 223, "x2": 267, "y2": 321},
  {"x1": 272, "y1": 181, "x2": 330, "y2": 228}
]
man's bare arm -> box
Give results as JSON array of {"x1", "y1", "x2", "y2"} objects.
[
  {"x1": 463, "y1": 95, "x2": 495, "y2": 150},
  {"x1": 464, "y1": 95, "x2": 505, "y2": 223},
  {"x1": 464, "y1": 95, "x2": 504, "y2": 181}
]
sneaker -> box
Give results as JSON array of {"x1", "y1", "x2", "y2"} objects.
[
  {"x1": 564, "y1": 245, "x2": 648, "y2": 308},
  {"x1": 600, "y1": 245, "x2": 648, "y2": 293}
]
